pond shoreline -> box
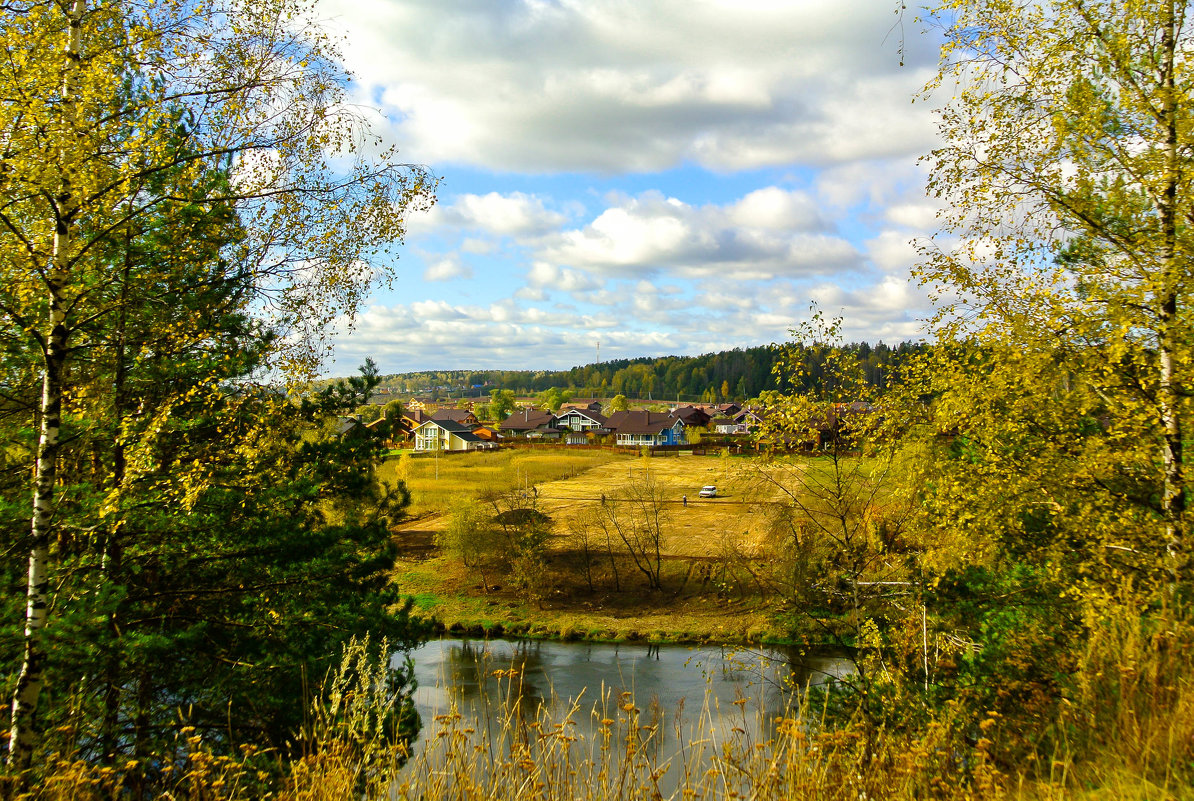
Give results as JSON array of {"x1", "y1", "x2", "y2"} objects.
[{"x1": 420, "y1": 614, "x2": 837, "y2": 650}]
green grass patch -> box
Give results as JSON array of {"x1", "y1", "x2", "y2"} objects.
[{"x1": 408, "y1": 592, "x2": 440, "y2": 612}]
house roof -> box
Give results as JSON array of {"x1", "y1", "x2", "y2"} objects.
[
  {"x1": 556, "y1": 408, "x2": 607, "y2": 426},
  {"x1": 559, "y1": 400, "x2": 604, "y2": 413},
  {"x1": 431, "y1": 408, "x2": 476, "y2": 423},
  {"x1": 602, "y1": 410, "x2": 631, "y2": 429},
  {"x1": 607, "y1": 410, "x2": 683, "y2": 435},
  {"x1": 501, "y1": 408, "x2": 556, "y2": 431},
  {"x1": 669, "y1": 405, "x2": 711, "y2": 426}
]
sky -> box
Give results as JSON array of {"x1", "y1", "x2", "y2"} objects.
[{"x1": 317, "y1": 0, "x2": 947, "y2": 376}]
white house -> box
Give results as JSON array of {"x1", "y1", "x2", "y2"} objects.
[
  {"x1": 413, "y1": 419, "x2": 488, "y2": 452},
  {"x1": 553, "y1": 408, "x2": 608, "y2": 444}
]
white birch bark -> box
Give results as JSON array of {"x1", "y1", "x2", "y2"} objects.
[
  {"x1": 7, "y1": 0, "x2": 86, "y2": 772},
  {"x1": 1156, "y1": 0, "x2": 1186, "y2": 581}
]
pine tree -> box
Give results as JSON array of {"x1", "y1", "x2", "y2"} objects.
[{"x1": 0, "y1": 0, "x2": 432, "y2": 773}]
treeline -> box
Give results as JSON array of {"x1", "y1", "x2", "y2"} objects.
[
  {"x1": 0, "y1": 0, "x2": 432, "y2": 790},
  {"x1": 380, "y1": 341, "x2": 926, "y2": 401}
]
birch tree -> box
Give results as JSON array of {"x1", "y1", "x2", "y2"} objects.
[
  {"x1": 0, "y1": 0, "x2": 432, "y2": 771},
  {"x1": 921, "y1": 0, "x2": 1194, "y2": 584}
]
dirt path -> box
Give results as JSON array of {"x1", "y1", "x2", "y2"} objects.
[{"x1": 393, "y1": 513, "x2": 446, "y2": 559}]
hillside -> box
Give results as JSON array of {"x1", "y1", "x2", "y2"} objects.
[{"x1": 352, "y1": 341, "x2": 926, "y2": 403}]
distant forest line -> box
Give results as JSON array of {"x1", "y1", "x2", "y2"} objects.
[{"x1": 373, "y1": 341, "x2": 927, "y2": 403}]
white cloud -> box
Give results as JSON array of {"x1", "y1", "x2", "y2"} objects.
[
  {"x1": 413, "y1": 191, "x2": 567, "y2": 235},
  {"x1": 525, "y1": 261, "x2": 602, "y2": 293},
  {"x1": 729, "y1": 187, "x2": 828, "y2": 230},
  {"x1": 423, "y1": 255, "x2": 473, "y2": 281},
  {"x1": 865, "y1": 230, "x2": 921, "y2": 274},
  {"x1": 309, "y1": 1, "x2": 951, "y2": 376},
  {"x1": 538, "y1": 189, "x2": 862, "y2": 280},
  {"x1": 815, "y1": 160, "x2": 930, "y2": 212},
  {"x1": 321, "y1": 0, "x2": 940, "y2": 173},
  {"x1": 885, "y1": 202, "x2": 940, "y2": 231},
  {"x1": 460, "y1": 237, "x2": 496, "y2": 254},
  {"x1": 409, "y1": 299, "x2": 468, "y2": 320}
]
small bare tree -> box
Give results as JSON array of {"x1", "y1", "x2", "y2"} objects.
[
  {"x1": 567, "y1": 509, "x2": 600, "y2": 593},
  {"x1": 568, "y1": 506, "x2": 631, "y2": 593},
  {"x1": 599, "y1": 479, "x2": 669, "y2": 591}
]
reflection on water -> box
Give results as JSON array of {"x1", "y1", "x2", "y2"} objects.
[{"x1": 397, "y1": 637, "x2": 852, "y2": 771}]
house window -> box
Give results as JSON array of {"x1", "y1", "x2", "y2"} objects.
[{"x1": 417, "y1": 427, "x2": 443, "y2": 450}]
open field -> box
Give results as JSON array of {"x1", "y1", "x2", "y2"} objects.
[
  {"x1": 389, "y1": 450, "x2": 801, "y2": 643},
  {"x1": 534, "y1": 452, "x2": 780, "y2": 558},
  {"x1": 377, "y1": 448, "x2": 632, "y2": 517}
]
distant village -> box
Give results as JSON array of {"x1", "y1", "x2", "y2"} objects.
[{"x1": 342, "y1": 398, "x2": 764, "y2": 453}]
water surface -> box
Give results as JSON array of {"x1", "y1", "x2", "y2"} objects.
[{"x1": 400, "y1": 637, "x2": 852, "y2": 766}]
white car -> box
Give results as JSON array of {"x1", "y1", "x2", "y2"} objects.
[{"x1": 699, "y1": 485, "x2": 717, "y2": 498}]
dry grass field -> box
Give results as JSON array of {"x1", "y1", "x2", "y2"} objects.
[
  {"x1": 534, "y1": 452, "x2": 779, "y2": 558},
  {"x1": 378, "y1": 448, "x2": 630, "y2": 518},
  {"x1": 389, "y1": 449, "x2": 796, "y2": 643}
]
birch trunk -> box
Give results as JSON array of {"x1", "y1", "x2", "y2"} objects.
[
  {"x1": 7, "y1": 0, "x2": 86, "y2": 772},
  {"x1": 1157, "y1": 0, "x2": 1186, "y2": 581}
]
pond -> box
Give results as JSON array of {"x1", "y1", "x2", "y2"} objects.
[{"x1": 397, "y1": 637, "x2": 853, "y2": 789}]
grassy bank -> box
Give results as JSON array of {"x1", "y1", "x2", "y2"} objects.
[{"x1": 395, "y1": 553, "x2": 783, "y2": 644}]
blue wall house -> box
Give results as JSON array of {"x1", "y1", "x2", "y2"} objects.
[{"x1": 606, "y1": 411, "x2": 687, "y2": 448}]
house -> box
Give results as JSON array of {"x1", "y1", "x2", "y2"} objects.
[
  {"x1": 395, "y1": 408, "x2": 431, "y2": 442},
  {"x1": 431, "y1": 407, "x2": 480, "y2": 427},
  {"x1": 365, "y1": 417, "x2": 399, "y2": 447},
  {"x1": 559, "y1": 400, "x2": 604, "y2": 414},
  {"x1": 607, "y1": 410, "x2": 687, "y2": 447},
  {"x1": 335, "y1": 417, "x2": 368, "y2": 439},
  {"x1": 709, "y1": 407, "x2": 762, "y2": 435},
  {"x1": 734, "y1": 407, "x2": 763, "y2": 423},
  {"x1": 412, "y1": 419, "x2": 488, "y2": 452},
  {"x1": 553, "y1": 407, "x2": 608, "y2": 444},
  {"x1": 500, "y1": 408, "x2": 561, "y2": 439},
  {"x1": 669, "y1": 405, "x2": 712, "y2": 429},
  {"x1": 472, "y1": 425, "x2": 502, "y2": 443},
  {"x1": 717, "y1": 402, "x2": 742, "y2": 417},
  {"x1": 711, "y1": 416, "x2": 748, "y2": 435}
]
